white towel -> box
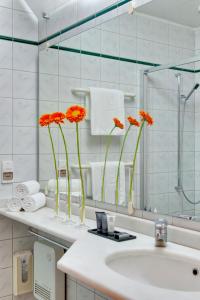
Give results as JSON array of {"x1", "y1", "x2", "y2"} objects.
[
  {"x1": 7, "y1": 198, "x2": 22, "y2": 212},
  {"x1": 90, "y1": 161, "x2": 125, "y2": 205},
  {"x1": 45, "y1": 179, "x2": 81, "y2": 195},
  {"x1": 15, "y1": 180, "x2": 40, "y2": 198},
  {"x1": 45, "y1": 178, "x2": 67, "y2": 195},
  {"x1": 22, "y1": 193, "x2": 46, "y2": 212},
  {"x1": 89, "y1": 87, "x2": 125, "y2": 135}
]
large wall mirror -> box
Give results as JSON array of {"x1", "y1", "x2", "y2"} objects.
[{"x1": 39, "y1": 0, "x2": 200, "y2": 221}]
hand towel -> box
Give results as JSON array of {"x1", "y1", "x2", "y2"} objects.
[
  {"x1": 90, "y1": 161, "x2": 125, "y2": 205},
  {"x1": 7, "y1": 198, "x2": 22, "y2": 212},
  {"x1": 89, "y1": 87, "x2": 125, "y2": 135},
  {"x1": 15, "y1": 180, "x2": 40, "y2": 198},
  {"x1": 22, "y1": 193, "x2": 46, "y2": 212}
]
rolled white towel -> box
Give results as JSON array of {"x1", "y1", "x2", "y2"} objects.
[
  {"x1": 46, "y1": 178, "x2": 67, "y2": 194},
  {"x1": 45, "y1": 178, "x2": 81, "y2": 195},
  {"x1": 22, "y1": 193, "x2": 46, "y2": 212},
  {"x1": 15, "y1": 180, "x2": 40, "y2": 198},
  {"x1": 7, "y1": 198, "x2": 22, "y2": 212}
]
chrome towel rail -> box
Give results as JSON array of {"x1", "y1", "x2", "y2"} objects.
[{"x1": 29, "y1": 228, "x2": 70, "y2": 251}]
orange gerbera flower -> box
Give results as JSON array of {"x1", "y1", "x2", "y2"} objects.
[
  {"x1": 51, "y1": 112, "x2": 65, "y2": 124},
  {"x1": 39, "y1": 114, "x2": 52, "y2": 127},
  {"x1": 113, "y1": 118, "x2": 124, "y2": 129},
  {"x1": 139, "y1": 110, "x2": 154, "y2": 126},
  {"x1": 66, "y1": 105, "x2": 86, "y2": 123},
  {"x1": 127, "y1": 116, "x2": 140, "y2": 127}
]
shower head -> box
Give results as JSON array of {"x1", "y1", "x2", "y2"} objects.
[{"x1": 185, "y1": 83, "x2": 200, "y2": 101}]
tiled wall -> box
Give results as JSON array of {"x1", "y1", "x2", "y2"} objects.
[
  {"x1": 0, "y1": 1, "x2": 38, "y2": 300},
  {"x1": 0, "y1": 215, "x2": 36, "y2": 300},
  {"x1": 0, "y1": 0, "x2": 38, "y2": 202}
]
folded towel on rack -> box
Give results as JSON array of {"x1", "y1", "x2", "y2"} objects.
[
  {"x1": 15, "y1": 180, "x2": 40, "y2": 198},
  {"x1": 90, "y1": 161, "x2": 125, "y2": 205},
  {"x1": 89, "y1": 87, "x2": 125, "y2": 135},
  {"x1": 22, "y1": 192, "x2": 46, "y2": 212},
  {"x1": 7, "y1": 198, "x2": 22, "y2": 212}
]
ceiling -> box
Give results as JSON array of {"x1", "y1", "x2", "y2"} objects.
[
  {"x1": 23, "y1": 0, "x2": 200, "y2": 28},
  {"x1": 23, "y1": 0, "x2": 70, "y2": 19},
  {"x1": 137, "y1": 0, "x2": 200, "y2": 28}
]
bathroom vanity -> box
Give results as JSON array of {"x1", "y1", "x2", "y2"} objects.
[{"x1": 1, "y1": 207, "x2": 200, "y2": 300}]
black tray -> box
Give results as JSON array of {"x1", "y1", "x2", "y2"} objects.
[{"x1": 88, "y1": 229, "x2": 136, "y2": 242}]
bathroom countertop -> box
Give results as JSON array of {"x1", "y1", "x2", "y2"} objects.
[
  {"x1": 0, "y1": 207, "x2": 95, "y2": 243},
  {"x1": 57, "y1": 232, "x2": 200, "y2": 300},
  {"x1": 1, "y1": 207, "x2": 200, "y2": 300}
]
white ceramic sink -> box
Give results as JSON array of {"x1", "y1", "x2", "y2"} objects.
[{"x1": 106, "y1": 249, "x2": 200, "y2": 292}]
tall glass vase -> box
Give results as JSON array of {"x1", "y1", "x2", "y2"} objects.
[{"x1": 128, "y1": 189, "x2": 135, "y2": 215}]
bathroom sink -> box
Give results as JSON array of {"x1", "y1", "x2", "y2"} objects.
[{"x1": 106, "y1": 249, "x2": 200, "y2": 292}]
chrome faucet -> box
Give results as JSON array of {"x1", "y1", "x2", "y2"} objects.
[{"x1": 155, "y1": 219, "x2": 167, "y2": 247}]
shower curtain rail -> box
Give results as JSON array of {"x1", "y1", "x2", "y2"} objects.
[{"x1": 144, "y1": 54, "x2": 200, "y2": 74}]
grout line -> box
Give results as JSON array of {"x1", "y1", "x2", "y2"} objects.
[{"x1": 50, "y1": 45, "x2": 197, "y2": 73}]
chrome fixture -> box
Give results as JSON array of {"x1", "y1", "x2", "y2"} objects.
[
  {"x1": 155, "y1": 219, "x2": 167, "y2": 247},
  {"x1": 184, "y1": 83, "x2": 199, "y2": 102},
  {"x1": 175, "y1": 73, "x2": 200, "y2": 205}
]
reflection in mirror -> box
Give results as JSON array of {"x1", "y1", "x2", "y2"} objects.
[{"x1": 39, "y1": 0, "x2": 200, "y2": 220}]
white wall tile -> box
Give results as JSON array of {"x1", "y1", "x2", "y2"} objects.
[
  {"x1": 13, "y1": 10, "x2": 38, "y2": 41},
  {"x1": 13, "y1": 99, "x2": 37, "y2": 126},
  {"x1": 13, "y1": 43, "x2": 38, "y2": 72},
  {"x1": 0, "y1": 126, "x2": 12, "y2": 155},
  {"x1": 81, "y1": 55, "x2": 101, "y2": 81},
  {"x1": 0, "y1": 216, "x2": 12, "y2": 240},
  {"x1": 101, "y1": 59, "x2": 119, "y2": 83},
  {"x1": 0, "y1": 40, "x2": 12, "y2": 69},
  {"x1": 81, "y1": 28, "x2": 101, "y2": 52},
  {"x1": 39, "y1": 73, "x2": 58, "y2": 101},
  {"x1": 0, "y1": 69, "x2": 12, "y2": 98},
  {"x1": 13, "y1": 127, "x2": 36, "y2": 154},
  {"x1": 101, "y1": 30, "x2": 119, "y2": 56},
  {"x1": 13, "y1": 70, "x2": 37, "y2": 99},
  {"x1": 59, "y1": 51, "x2": 81, "y2": 78},
  {"x1": 0, "y1": 240, "x2": 12, "y2": 268},
  {"x1": 0, "y1": 7, "x2": 12, "y2": 36},
  {"x1": 0, "y1": 98, "x2": 12, "y2": 126},
  {"x1": 0, "y1": 268, "x2": 12, "y2": 298},
  {"x1": 13, "y1": 154, "x2": 37, "y2": 182}
]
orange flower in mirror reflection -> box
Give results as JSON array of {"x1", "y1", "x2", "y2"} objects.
[
  {"x1": 139, "y1": 110, "x2": 154, "y2": 126},
  {"x1": 113, "y1": 118, "x2": 124, "y2": 129},
  {"x1": 127, "y1": 116, "x2": 140, "y2": 127},
  {"x1": 66, "y1": 105, "x2": 86, "y2": 123},
  {"x1": 51, "y1": 112, "x2": 65, "y2": 124},
  {"x1": 39, "y1": 114, "x2": 52, "y2": 127}
]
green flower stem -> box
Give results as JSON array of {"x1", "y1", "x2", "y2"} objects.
[
  {"x1": 129, "y1": 120, "x2": 145, "y2": 203},
  {"x1": 58, "y1": 124, "x2": 71, "y2": 219},
  {"x1": 48, "y1": 125, "x2": 59, "y2": 214},
  {"x1": 115, "y1": 124, "x2": 132, "y2": 207},
  {"x1": 76, "y1": 123, "x2": 85, "y2": 223},
  {"x1": 101, "y1": 126, "x2": 116, "y2": 202}
]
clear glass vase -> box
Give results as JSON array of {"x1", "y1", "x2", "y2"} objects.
[
  {"x1": 128, "y1": 189, "x2": 135, "y2": 215},
  {"x1": 64, "y1": 194, "x2": 75, "y2": 225},
  {"x1": 77, "y1": 194, "x2": 88, "y2": 229},
  {"x1": 52, "y1": 193, "x2": 62, "y2": 221}
]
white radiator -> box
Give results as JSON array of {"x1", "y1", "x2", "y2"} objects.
[{"x1": 34, "y1": 241, "x2": 65, "y2": 300}]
